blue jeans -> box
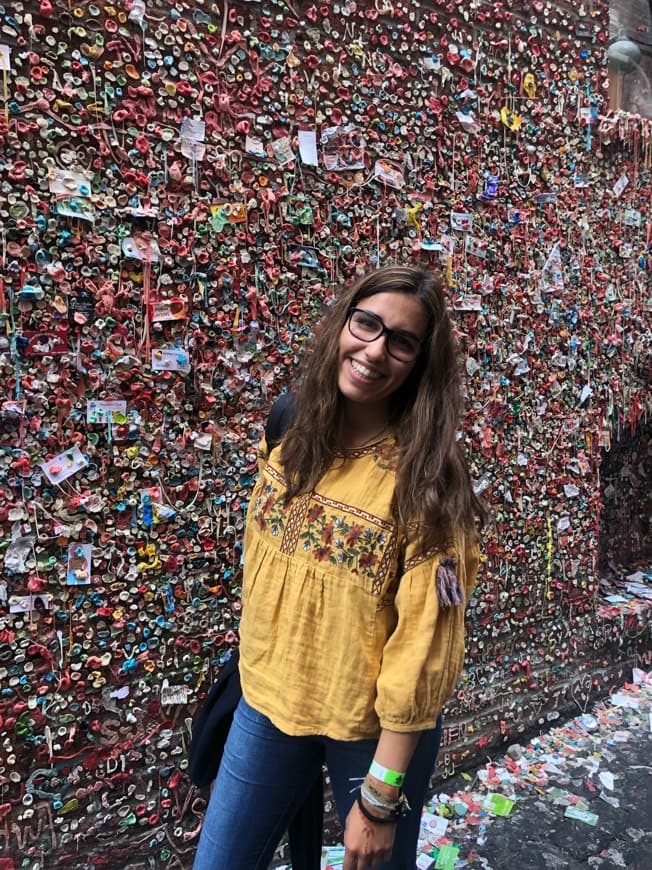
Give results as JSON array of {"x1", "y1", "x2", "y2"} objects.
[{"x1": 193, "y1": 697, "x2": 442, "y2": 870}]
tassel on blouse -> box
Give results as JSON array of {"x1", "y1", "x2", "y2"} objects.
[{"x1": 436, "y1": 556, "x2": 464, "y2": 607}]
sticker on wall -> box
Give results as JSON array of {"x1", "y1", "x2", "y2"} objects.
[
  {"x1": 480, "y1": 172, "x2": 500, "y2": 201},
  {"x1": 269, "y1": 136, "x2": 295, "y2": 166},
  {"x1": 3, "y1": 536, "x2": 36, "y2": 574},
  {"x1": 321, "y1": 125, "x2": 366, "y2": 171},
  {"x1": 55, "y1": 197, "x2": 96, "y2": 221},
  {"x1": 298, "y1": 129, "x2": 318, "y2": 165},
  {"x1": 522, "y1": 72, "x2": 537, "y2": 99},
  {"x1": 122, "y1": 234, "x2": 161, "y2": 262},
  {"x1": 210, "y1": 203, "x2": 247, "y2": 231},
  {"x1": 150, "y1": 298, "x2": 188, "y2": 322},
  {"x1": 439, "y1": 234, "x2": 455, "y2": 255},
  {"x1": 9, "y1": 594, "x2": 52, "y2": 614},
  {"x1": 151, "y1": 347, "x2": 191, "y2": 373},
  {"x1": 66, "y1": 544, "x2": 92, "y2": 586},
  {"x1": 245, "y1": 135, "x2": 266, "y2": 158},
  {"x1": 623, "y1": 209, "x2": 642, "y2": 227},
  {"x1": 423, "y1": 54, "x2": 441, "y2": 71},
  {"x1": 160, "y1": 680, "x2": 191, "y2": 705},
  {"x1": 180, "y1": 117, "x2": 206, "y2": 142},
  {"x1": 68, "y1": 292, "x2": 96, "y2": 326},
  {"x1": 420, "y1": 239, "x2": 447, "y2": 254},
  {"x1": 453, "y1": 294, "x2": 483, "y2": 311},
  {"x1": 125, "y1": 200, "x2": 159, "y2": 219},
  {"x1": 451, "y1": 212, "x2": 474, "y2": 232},
  {"x1": 541, "y1": 243, "x2": 565, "y2": 293},
  {"x1": 500, "y1": 106, "x2": 522, "y2": 131},
  {"x1": 40, "y1": 446, "x2": 89, "y2": 485},
  {"x1": 613, "y1": 175, "x2": 630, "y2": 198},
  {"x1": 456, "y1": 110, "x2": 481, "y2": 135},
  {"x1": 180, "y1": 116, "x2": 207, "y2": 160},
  {"x1": 0, "y1": 43, "x2": 12, "y2": 71},
  {"x1": 87, "y1": 400, "x2": 128, "y2": 425},
  {"x1": 374, "y1": 160, "x2": 405, "y2": 189},
  {"x1": 23, "y1": 327, "x2": 69, "y2": 356},
  {"x1": 141, "y1": 487, "x2": 176, "y2": 525},
  {"x1": 465, "y1": 236, "x2": 487, "y2": 259}
]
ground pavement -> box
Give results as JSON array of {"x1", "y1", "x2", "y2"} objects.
[{"x1": 277, "y1": 670, "x2": 652, "y2": 869}]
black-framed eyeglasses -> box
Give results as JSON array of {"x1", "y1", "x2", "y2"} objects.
[{"x1": 347, "y1": 308, "x2": 423, "y2": 362}]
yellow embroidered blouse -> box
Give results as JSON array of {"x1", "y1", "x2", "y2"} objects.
[{"x1": 238, "y1": 436, "x2": 480, "y2": 740}]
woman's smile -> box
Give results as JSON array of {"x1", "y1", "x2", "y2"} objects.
[
  {"x1": 337, "y1": 291, "x2": 427, "y2": 414},
  {"x1": 349, "y1": 358, "x2": 384, "y2": 381}
]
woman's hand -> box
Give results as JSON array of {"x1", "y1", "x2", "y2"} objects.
[{"x1": 342, "y1": 799, "x2": 396, "y2": 870}]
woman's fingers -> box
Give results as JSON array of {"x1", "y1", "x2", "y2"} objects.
[{"x1": 343, "y1": 800, "x2": 397, "y2": 870}]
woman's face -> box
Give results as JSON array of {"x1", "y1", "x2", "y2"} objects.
[{"x1": 337, "y1": 291, "x2": 428, "y2": 414}]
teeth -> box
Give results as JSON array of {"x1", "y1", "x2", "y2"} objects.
[{"x1": 351, "y1": 359, "x2": 381, "y2": 380}]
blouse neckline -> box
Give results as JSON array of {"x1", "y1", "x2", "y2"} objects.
[{"x1": 335, "y1": 433, "x2": 395, "y2": 458}]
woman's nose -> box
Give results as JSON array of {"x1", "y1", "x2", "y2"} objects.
[{"x1": 363, "y1": 334, "x2": 389, "y2": 360}]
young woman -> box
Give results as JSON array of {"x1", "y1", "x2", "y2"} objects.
[{"x1": 193, "y1": 266, "x2": 484, "y2": 870}]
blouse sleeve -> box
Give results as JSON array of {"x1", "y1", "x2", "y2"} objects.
[
  {"x1": 374, "y1": 532, "x2": 480, "y2": 732},
  {"x1": 257, "y1": 435, "x2": 270, "y2": 467}
]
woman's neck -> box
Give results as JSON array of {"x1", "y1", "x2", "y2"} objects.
[{"x1": 338, "y1": 403, "x2": 390, "y2": 449}]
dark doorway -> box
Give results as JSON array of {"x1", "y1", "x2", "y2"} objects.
[{"x1": 598, "y1": 417, "x2": 651, "y2": 572}]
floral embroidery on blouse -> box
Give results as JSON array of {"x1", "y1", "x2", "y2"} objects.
[
  {"x1": 370, "y1": 441, "x2": 399, "y2": 473},
  {"x1": 297, "y1": 503, "x2": 389, "y2": 580},
  {"x1": 251, "y1": 481, "x2": 287, "y2": 536},
  {"x1": 250, "y1": 458, "x2": 399, "y2": 593}
]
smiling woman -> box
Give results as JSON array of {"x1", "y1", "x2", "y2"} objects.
[
  {"x1": 281, "y1": 266, "x2": 484, "y2": 543},
  {"x1": 337, "y1": 294, "x2": 427, "y2": 431},
  {"x1": 193, "y1": 266, "x2": 486, "y2": 870}
]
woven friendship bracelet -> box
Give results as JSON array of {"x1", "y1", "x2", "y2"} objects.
[
  {"x1": 356, "y1": 796, "x2": 398, "y2": 825},
  {"x1": 360, "y1": 782, "x2": 399, "y2": 812}
]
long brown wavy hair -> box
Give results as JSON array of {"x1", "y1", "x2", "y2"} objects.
[{"x1": 279, "y1": 266, "x2": 486, "y2": 544}]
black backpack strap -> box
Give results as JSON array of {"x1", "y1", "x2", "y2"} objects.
[{"x1": 264, "y1": 392, "x2": 297, "y2": 450}]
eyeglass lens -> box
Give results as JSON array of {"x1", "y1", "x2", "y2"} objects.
[{"x1": 349, "y1": 309, "x2": 420, "y2": 361}]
